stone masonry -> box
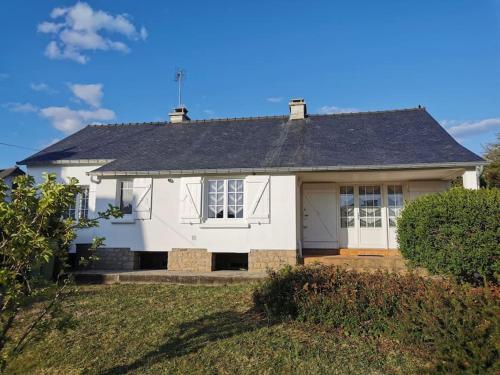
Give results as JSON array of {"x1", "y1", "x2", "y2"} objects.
[
  {"x1": 89, "y1": 248, "x2": 139, "y2": 271},
  {"x1": 168, "y1": 248, "x2": 214, "y2": 272},
  {"x1": 248, "y1": 250, "x2": 297, "y2": 272}
]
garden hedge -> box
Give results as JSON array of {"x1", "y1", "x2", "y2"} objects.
[{"x1": 397, "y1": 188, "x2": 499, "y2": 284}]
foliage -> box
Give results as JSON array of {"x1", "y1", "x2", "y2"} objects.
[
  {"x1": 395, "y1": 282, "x2": 500, "y2": 374},
  {"x1": 483, "y1": 134, "x2": 500, "y2": 188},
  {"x1": 253, "y1": 265, "x2": 429, "y2": 334},
  {"x1": 0, "y1": 173, "x2": 121, "y2": 370},
  {"x1": 6, "y1": 283, "x2": 424, "y2": 374},
  {"x1": 253, "y1": 265, "x2": 499, "y2": 374},
  {"x1": 397, "y1": 187, "x2": 500, "y2": 284}
]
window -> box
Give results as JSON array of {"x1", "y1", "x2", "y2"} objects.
[
  {"x1": 387, "y1": 185, "x2": 403, "y2": 227},
  {"x1": 119, "y1": 180, "x2": 133, "y2": 215},
  {"x1": 207, "y1": 179, "x2": 244, "y2": 219},
  {"x1": 78, "y1": 186, "x2": 89, "y2": 219},
  {"x1": 65, "y1": 185, "x2": 89, "y2": 220},
  {"x1": 359, "y1": 185, "x2": 382, "y2": 228},
  {"x1": 339, "y1": 186, "x2": 355, "y2": 228}
]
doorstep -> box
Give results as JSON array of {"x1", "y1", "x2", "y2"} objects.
[{"x1": 72, "y1": 269, "x2": 267, "y2": 285}]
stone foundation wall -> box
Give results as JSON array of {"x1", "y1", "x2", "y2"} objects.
[
  {"x1": 168, "y1": 248, "x2": 214, "y2": 272},
  {"x1": 89, "y1": 248, "x2": 139, "y2": 271},
  {"x1": 248, "y1": 250, "x2": 297, "y2": 272}
]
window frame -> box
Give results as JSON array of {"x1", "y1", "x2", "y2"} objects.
[
  {"x1": 387, "y1": 184, "x2": 404, "y2": 228},
  {"x1": 204, "y1": 177, "x2": 245, "y2": 221},
  {"x1": 65, "y1": 185, "x2": 90, "y2": 221},
  {"x1": 112, "y1": 179, "x2": 135, "y2": 224}
]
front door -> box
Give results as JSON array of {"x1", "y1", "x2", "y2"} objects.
[
  {"x1": 338, "y1": 185, "x2": 387, "y2": 249},
  {"x1": 302, "y1": 184, "x2": 338, "y2": 249}
]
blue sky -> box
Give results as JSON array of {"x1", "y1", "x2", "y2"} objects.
[{"x1": 1, "y1": 0, "x2": 499, "y2": 167}]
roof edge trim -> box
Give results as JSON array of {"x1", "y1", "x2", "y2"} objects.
[
  {"x1": 88, "y1": 161, "x2": 486, "y2": 177},
  {"x1": 18, "y1": 159, "x2": 114, "y2": 166}
]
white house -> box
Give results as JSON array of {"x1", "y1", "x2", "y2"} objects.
[
  {"x1": 19, "y1": 100, "x2": 485, "y2": 272},
  {"x1": 0, "y1": 166, "x2": 25, "y2": 202}
]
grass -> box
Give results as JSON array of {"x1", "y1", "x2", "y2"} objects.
[{"x1": 6, "y1": 283, "x2": 428, "y2": 374}]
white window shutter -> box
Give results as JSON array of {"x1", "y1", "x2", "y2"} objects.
[
  {"x1": 180, "y1": 177, "x2": 202, "y2": 223},
  {"x1": 133, "y1": 178, "x2": 153, "y2": 220},
  {"x1": 245, "y1": 175, "x2": 270, "y2": 224}
]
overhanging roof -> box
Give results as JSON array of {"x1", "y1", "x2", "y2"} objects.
[{"x1": 19, "y1": 108, "x2": 485, "y2": 174}]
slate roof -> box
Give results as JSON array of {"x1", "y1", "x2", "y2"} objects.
[
  {"x1": 19, "y1": 108, "x2": 484, "y2": 174},
  {"x1": 0, "y1": 166, "x2": 25, "y2": 179}
]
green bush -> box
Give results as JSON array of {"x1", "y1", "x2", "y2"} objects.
[
  {"x1": 253, "y1": 265, "x2": 430, "y2": 334},
  {"x1": 253, "y1": 265, "x2": 499, "y2": 374},
  {"x1": 397, "y1": 188, "x2": 500, "y2": 284},
  {"x1": 394, "y1": 282, "x2": 500, "y2": 374}
]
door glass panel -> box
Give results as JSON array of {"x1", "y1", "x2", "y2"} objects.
[
  {"x1": 339, "y1": 186, "x2": 355, "y2": 228},
  {"x1": 358, "y1": 185, "x2": 382, "y2": 228},
  {"x1": 387, "y1": 185, "x2": 403, "y2": 227}
]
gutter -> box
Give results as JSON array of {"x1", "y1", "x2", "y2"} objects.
[{"x1": 86, "y1": 161, "x2": 487, "y2": 177}]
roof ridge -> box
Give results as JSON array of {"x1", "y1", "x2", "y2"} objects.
[{"x1": 86, "y1": 107, "x2": 425, "y2": 128}]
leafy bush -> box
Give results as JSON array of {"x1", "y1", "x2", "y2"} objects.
[
  {"x1": 397, "y1": 188, "x2": 500, "y2": 284},
  {"x1": 253, "y1": 265, "x2": 430, "y2": 334},
  {"x1": 253, "y1": 265, "x2": 499, "y2": 374},
  {"x1": 395, "y1": 282, "x2": 499, "y2": 374}
]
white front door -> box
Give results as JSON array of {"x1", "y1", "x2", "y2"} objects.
[{"x1": 302, "y1": 184, "x2": 338, "y2": 249}]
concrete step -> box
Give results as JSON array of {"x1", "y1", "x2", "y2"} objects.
[
  {"x1": 302, "y1": 255, "x2": 407, "y2": 273},
  {"x1": 73, "y1": 270, "x2": 267, "y2": 285}
]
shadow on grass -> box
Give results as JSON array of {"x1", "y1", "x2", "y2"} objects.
[{"x1": 99, "y1": 309, "x2": 265, "y2": 374}]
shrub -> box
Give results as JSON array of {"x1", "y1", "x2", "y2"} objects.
[
  {"x1": 253, "y1": 265, "x2": 430, "y2": 334},
  {"x1": 394, "y1": 282, "x2": 500, "y2": 374},
  {"x1": 253, "y1": 265, "x2": 499, "y2": 374},
  {"x1": 397, "y1": 188, "x2": 500, "y2": 284}
]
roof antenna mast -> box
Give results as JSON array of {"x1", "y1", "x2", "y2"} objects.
[{"x1": 174, "y1": 68, "x2": 186, "y2": 107}]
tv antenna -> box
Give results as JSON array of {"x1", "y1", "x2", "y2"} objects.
[{"x1": 174, "y1": 68, "x2": 186, "y2": 107}]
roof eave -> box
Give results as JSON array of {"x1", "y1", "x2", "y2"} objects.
[
  {"x1": 87, "y1": 161, "x2": 487, "y2": 177},
  {"x1": 18, "y1": 159, "x2": 114, "y2": 166}
]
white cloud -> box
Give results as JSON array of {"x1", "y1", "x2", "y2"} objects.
[
  {"x1": 39, "y1": 82, "x2": 115, "y2": 134},
  {"x1": 44, "y1": 40, "x2": 88, "y2": 64},
  {"x1": 40, "y1": 106, "x2": 115, "y2": 134},
  {"x1": 38, "y1": 1, "x2": 147, "y2": 64},
  {"x1": 3, "y1": 102, "x2": 39, "y2": 113},
  {"x1": 266, "y1": 97, "x2": 283, "y2": 103},
  {"x1": 318, "y1": 105, "x2": 359, "y2": 114},
  {"x1": 69, "y1": 83, "x2": 103, "y2": 107},
  {"x1": 443, "y1": 118, "x2": 500, "y2": 137},
  {"x1": 30, "y1": 82, "x2": 56, "y2": 94}
]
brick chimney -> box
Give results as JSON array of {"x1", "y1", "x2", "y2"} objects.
[{"x1": 169, "y1": 106, "x2": 190, "y2": 123}]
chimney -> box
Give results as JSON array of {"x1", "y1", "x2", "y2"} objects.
[
  {"x1": 169, "y1": 106, "x2": 190, "y2": 123},
  {"x1": 289, "y1": 98, "x2": 307, "y2": 120}
]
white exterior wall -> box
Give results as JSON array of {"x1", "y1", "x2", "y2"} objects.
[
  {"x1": 462, "y1": 169, "x2": 479, "y2": 189},
  {"x1": 27, "y1": 165, "x2": 297, "y2": 253}
]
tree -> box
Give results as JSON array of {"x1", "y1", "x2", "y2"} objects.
[
  {"x1": 482, "y1": 133, "x2": 500, "y2": 188},
  {"x1": 0, "y1": 173, "x2": 121, "y2": 370}
]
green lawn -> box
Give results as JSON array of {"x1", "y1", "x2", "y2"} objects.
[{"x1": 7, "y1": 283, "x2": 428, "y2": 374}]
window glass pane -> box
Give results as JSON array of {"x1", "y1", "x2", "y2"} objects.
[
  {"x1": 339, "y1": 185, "x2": 355, "y2": 228},
  {"x1": 120, "y1": 181, "x2": 133, "y2": 215},
  {"x1": 208, "y1": 179, "x2": 243, "y2": 219},
  {"x1": 79, "y1": 186, "x2": 89, "y2": 219},
  {"x1": 226, "y1": 179, "x2": 244, "y2": 219},
  {"x1": 358, "y1": 185, "x2": 382, "y2": 227},
  {"x1": 387, "y1": 185, "x2": 403, "y2": 227},
  {"x1": 208, "y1": 179, "x2": 225, "y2": 218}
]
